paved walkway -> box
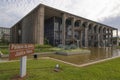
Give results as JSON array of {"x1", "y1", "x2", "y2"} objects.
[
  {"x1": 0, "y1": 59, "x2": 8, "y2": 63},
  {"x1": 0, "y1": 56, "x2": 120, "y2": 67},
  {"x1": 43, "y1": 56, "x2": 120, "y2": 67}
]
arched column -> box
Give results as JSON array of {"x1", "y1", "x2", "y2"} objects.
[
  {"x1": 116, "y1": 29, "x2": 119, "y2": 46},
  {"x1": 107, "y1": 28, "x2": 111, "y2": 47},
  {"x1": 64, "y1": 15, "x2": 76, "y2": 45},
  {"x1": 91, "y1": 24, "x2": 96, "y2": 47},
  {"x1": 111, "y1": 29, "x2": 113, "y2": 46},
  {"x1": 74, "y1": 19, "x2": 82, "y2": 47},
  {"x1": 94, "y1": 25, "x2": 98, "y2": 47},
  {"x1": 83, "y1": 22, "x2": 89, "y2": 47},
  {"x1": 109, "y1": 28, "x2": 113, "y2": 46},
  {"x1": 88, "y1": 23, "x2": 92, "y2": 47},
  {"x1": 80, "y1": 21, "x2": 84, "y2": 47},
  {"x1": 87, "y1": 23, "x2": 95, "y2": 47},
  {"x1": 100, "y1": 26, "x2": 104, "y2": 47},
  {"x1": 103, "y1": 27, "x2": 107, "y2": 47},
  {"x1": 96, "y1": 25, "x2": 100, "y2": 47},
  {"x1": 62, "y1": 13, "x2": 67, "y2": 46},
  {"x1": 71, "y1": 18, "x2": 76, "y2": 44}
]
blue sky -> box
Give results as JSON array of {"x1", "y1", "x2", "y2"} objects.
[{"x1": 0, "y1": 0, "x2": 120, "y2": 35}]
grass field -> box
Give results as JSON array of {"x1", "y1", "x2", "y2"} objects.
[
  {"x1": 0, "y1": 44, "x2": 90, "y2": 54},
  {"x1": 0, "y1": 57, "x2": 120, "y2": 80},
  {"x1": 0, "y1": 44, "x2": 9, "y2": 54}
]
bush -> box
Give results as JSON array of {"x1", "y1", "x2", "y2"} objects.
[
  {"x1": 57, "y1": 44, "x2": 77, "y2": 49},
  {"x1": 35, "y1": 44, "x2": 52, "y2": 48},
  {"x1": 50, "y1": 48, "x2": 62, "y2": 51},
  {"x1": 69, "y1": 44, "x2": 77, "y2": 49},
  {"x1": 64, "y1": 45, "x2": 71, "y2": 50},
  {"x1": 57, "y1": 44, "x2": 64, "y2": 48},
  {"x1": 44, "y1": 38, "x2": 49, "y2": 45},
  {"x1": 35, "y1": 49, "x2": 41, "y2": 53},
  {"x1": 0, "y1": 48, "x2": 9, "y2": 54},
  {"x1": 0, "y1": 43, "x2": 9, "y2": 46}
]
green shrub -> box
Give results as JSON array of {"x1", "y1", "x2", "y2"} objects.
[
  {"x1": 0, "y1": 48, "x2": 9, "y2": 54},
  {"x1": 57, "y1": 44, "x2": 77, "y2": 50},
  {"x1": 35, "y1": 44, "x2": 52, "y2": 48},
  {"x1": 0, "y1": 47, "x2": 8, "y2": 49},
  {"x1": 0, "y1": 43, "x2": 9, "y2": 47},
  {"x1": 64, "y1": 45, "x2": 71, "y2": 50},
  {"x1": 0, "y1": 44, "x2": 9, "y2": 49},
  {"x1": 69, "y1": 44, "x2": 77, "y2": 49},
  {"x1": 57, "y1": 44, "x2": 64, "y2": 48},
  {"x1": 50, "y1": 47, "x2": 62, "y2": 51},
  {"x1": 44, "y1": 38, "x2": 49, "y2": 45},
  {"x1": 116, "y1": 46, "x2": 120, "y2": 49},
  {"x1": 35, "y1": 49, "x2": 41, "y2": 53}
]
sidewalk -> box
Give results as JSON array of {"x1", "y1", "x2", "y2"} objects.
[
  {"x1": 0, "y1": 59, "x2": 8, "y2": 63},
  {"x1": 47, "y1": 56, "x2": 120, "y2": 67},
  {"x1": 0, "y1": 56, "x2": 120, "y2": 67}
]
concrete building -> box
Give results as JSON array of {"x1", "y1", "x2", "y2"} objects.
[
  {"x1": 11, "y1": 4, "x2": 118, "y2": 47},
  {"x1": 0, "y1": 27, "x2": 10, "y2": 42}
]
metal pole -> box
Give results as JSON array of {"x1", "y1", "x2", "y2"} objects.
[{"x1": 20, "y1": 56, "x2": 27, "y2": 78}]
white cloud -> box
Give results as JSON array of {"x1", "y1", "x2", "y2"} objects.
[
  {"x1": 65, "y1": 0, "x2": 120, "y2": 22},
  {"x1": 0, "y1": 0, "x2": 120, "y2": 32},
  {"x1": 113, "y1": 30, "x2": 120, "y2": 37}
]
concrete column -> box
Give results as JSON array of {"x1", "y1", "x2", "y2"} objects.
[
  {"x1": 72, "y1": 18, "x2": 75, "y2": 44},
  {"x1": 111, "y1": 30, "x2": 113, "y2": 46},
  {"x1": 84, "y1": 23, "x2": 89, "y2": 47},
  {"x1": 37, "y1": 5, "x2": 44, "y2": 45},
  {"x1": 34, "y1": 11, "x2": 38, "y2": 43},
  {"x1": 15, "y1": 26, "x2": 17, "y2": 43},
  {"x1": 80, "y1": 21, "x2": 83, "y2": 47},
  {"x1": 80, "y1": 30, "x2": 83, "y2": 47},
  {"x1": 62, "y1": 13, "x2": 66, "y2": 46},
  {"x1": 91, "y1": 25, "x2": 95, "y2": 47},
  {"x1": 108, "y1": 29, "x2": 110, "y2": 46},
  {"x1": 100, "y1": 27, "x2": 104, "y2": 47},
  {"x1": 32, "y1": 11, "x2": 36, "y2": 43},
  {"x1": 92, "y1": 25, "x2": 95, "y2": 33},
  {"x1": 116, "y1": 29, "x2": 119, "y2": 46},
  {"x1": 104, "y1": 27, "x2": 106, "y2": 47},
  {"x1": 104, "y1": 28, "x2": 107, "y2": 47},
  {"x1": 80, "y1": 21, "x2": 83, "y2": 27},
  {"x1": 97, "y1": 26, "x2": 100, "y2": 47},
  {"x1": 109, "y1": 29, "x2": 112, "y2": 46}
]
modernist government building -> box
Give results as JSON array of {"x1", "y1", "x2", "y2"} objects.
[{"x1": 11, "y1": 4, "x2": 118, "y2": 47}]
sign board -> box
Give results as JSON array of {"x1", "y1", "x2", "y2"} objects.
[
  {"x1": 9, "y1": 44, "x2": 34, "y2": 60},
  {"x1": 9, "y1": 44, "x2": 34, "y2": 78}
]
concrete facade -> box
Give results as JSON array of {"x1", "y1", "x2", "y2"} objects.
[
  {"x1": 0, "y1": 27, "x2": 10, "y2": 42},
  {"x1": 11, "y1": 4, "x2": 118, "y2": 47}
]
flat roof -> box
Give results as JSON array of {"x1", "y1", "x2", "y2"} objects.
[
  {"x1": 43, "y1": 4, "x2": 117, "y2": 30},
  {"x1": 0, "y1": 27, "x2": 10, "y2": 29},
  {"x1": 11, "y1": 3, "x2": 117, "y2": 30}
]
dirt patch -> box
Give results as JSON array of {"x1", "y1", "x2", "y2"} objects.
[{"x1": 11, "y1": 74, "x2": 28, "y2": 80}]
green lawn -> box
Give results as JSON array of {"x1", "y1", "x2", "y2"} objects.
[
  {"x1": 0, "y1": 44, "x2": 89, "y2": 54},
  {"x1": 116, "y1": 46, "x2": 120, "y2": 49},
  {"x1": 0, "y1": 58, "x2": 120, "y2": 80},
  {"x1": 0, "y1": 44, "x2": 9, "y2": 54}
]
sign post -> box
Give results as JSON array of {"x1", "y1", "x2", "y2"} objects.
[
  {"x1": 9, "y1": 44, "x2": 34, "y2": 78},
  {"x1": 20, "y1": 56, "x2": 27, "y2": 78}
]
